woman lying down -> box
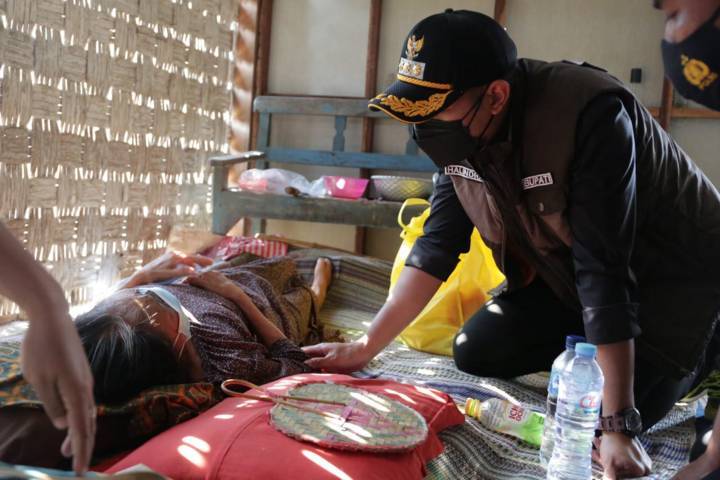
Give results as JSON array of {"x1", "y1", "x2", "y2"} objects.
[{"x1": 75, "y1": 252, "x2": 333, "y2": 403}]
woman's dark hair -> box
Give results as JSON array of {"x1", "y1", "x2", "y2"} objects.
[{"x1": 75, "y1": 312, "x2": 185, "y2": 404}]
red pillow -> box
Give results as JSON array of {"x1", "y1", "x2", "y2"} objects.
[{"x1": 106, "y1": 373, "x2": 464, "y2": 480}]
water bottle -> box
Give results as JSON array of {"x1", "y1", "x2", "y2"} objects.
[
  {"x1": 465, "y1": 397, "x2": 545, "y2": 446},
  {"x1": 546, "y1": 343, "x2": 604, "y2": 480},
  {"x1": 540, "y1": 335, "x2": 585, "y2": 465}
]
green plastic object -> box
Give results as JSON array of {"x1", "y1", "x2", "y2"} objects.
[{"x1": 466, "y1": 397, "x2": 546, "y2": 447}]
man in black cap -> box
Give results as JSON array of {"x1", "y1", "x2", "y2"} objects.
[
  {"x1": 655, "y1": 1, "x2": 720, "y2": 478},
  {"x1": 304, "y1": 9, "x2": 720, "y2": 478}
]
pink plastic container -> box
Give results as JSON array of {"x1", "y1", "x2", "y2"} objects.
[{"x1": 323, "y1": 176, "x2": 369, "y2": 200}]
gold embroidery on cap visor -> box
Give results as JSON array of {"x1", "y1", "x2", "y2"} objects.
[
  {"x1": 396, "y1": 74, "x2": 452, "y2": 90},
  {"x1": 371, "y1": 91, "x2": 452, "y2": 122},
  {"x1": 681, "y1": 54, "x2": 719, "y2": 90}
]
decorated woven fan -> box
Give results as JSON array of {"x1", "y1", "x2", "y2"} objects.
[{"x1": 221, "y1": 379, "x2": 428, "y2": 452}]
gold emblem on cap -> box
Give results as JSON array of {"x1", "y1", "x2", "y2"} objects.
[
  {"x1": 681, "y1": 54, "x2": 718, "y2": 91},
  {"x1": 406, "y1": 35, "x2": 424, "y2": 59},
  {"x1": 399, "y1": 35, "x2": 427, "y2": 82}
]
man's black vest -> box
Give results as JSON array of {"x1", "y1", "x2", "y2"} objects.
[{"x1": 447, "y1": 59, "x2": 720, "y2": 378}]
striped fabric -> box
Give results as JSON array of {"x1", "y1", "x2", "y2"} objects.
[
  {"x1": 202, "y1": 235, "x2": 289, "y2": 259},
  {"x1": 293, "y1": 250, "x2": 699, "y2": 480}
]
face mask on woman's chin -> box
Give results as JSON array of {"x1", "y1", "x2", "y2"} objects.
[
  {"x1": 137, "y1": 287, "x2": 195, "y2": 361},
  {"x1": 662, "y1": 7, "x2": 720, "y2": 111},
  {"x1": 413, "y1": 92, "x2": 496, "y2": 169}
]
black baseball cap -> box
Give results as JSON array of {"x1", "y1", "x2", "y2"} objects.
[{"x1": 368, "y1": 9, "x2": 517, "y2": 124}]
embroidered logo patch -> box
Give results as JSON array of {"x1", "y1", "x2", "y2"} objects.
[
  {"x1": 681, "y1": 54, "x2": 718, "y2": 91},
  {"x1": 444, "y1": 165, "x2": 484, "y2": 183},
  {"x1": 522, "y1": 173, "x2": 554, "y2": 190}
]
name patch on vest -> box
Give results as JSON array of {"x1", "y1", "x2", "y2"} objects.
[
  {"x1": 522, "y1": 173, "x2": 554, "y2": 190},
  {"x1": 444, "y1": 165, "x2": 484, "y2": 183}
]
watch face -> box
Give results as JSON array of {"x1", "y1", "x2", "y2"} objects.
[{"x1": 625, "y1": 409, "x2": 643, "y2": 433}]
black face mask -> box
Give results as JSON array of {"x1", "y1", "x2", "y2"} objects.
[
  {"x1": 662, "y1": 7, "x2": 720, "y2": 111},
  {"x1": 412, "y1": 90, "x2": 495, "y2": 169}
]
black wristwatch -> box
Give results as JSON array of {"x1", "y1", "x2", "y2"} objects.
[{"x1": 599, "y1": 407, "x2": 643, "y2": 438}]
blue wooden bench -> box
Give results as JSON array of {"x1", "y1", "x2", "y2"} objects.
[{"x1": 209, "y1": 95, "x2": 435, "y2": 236}]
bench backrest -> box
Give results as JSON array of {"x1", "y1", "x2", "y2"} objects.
[{"x1": 253, "y1": 95, "x2": 435, "y2": 173}]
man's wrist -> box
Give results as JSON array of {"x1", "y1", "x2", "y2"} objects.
[
  {"x1": 603, "y1": 430, "x2": 636, "y2": 440},
  {"x1": 602, "y1": 402, "x2": 635, "y2": 417},
  {"x1": 600, "y1": 407, "x2": 643, "y2": 438},
  {"x1": 602, "y1": 431, "x2": 630, "y2": 438}
]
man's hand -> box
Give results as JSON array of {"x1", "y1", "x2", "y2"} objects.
[
  {"x1": 595, "y1": 433, "x2": 651, "y2": 479},
  {"x1": 21, "y1": 316, "x2": 96, "y2": 475},
  {"x1": 302, "y1": 339, "x2": 374, "y2": 373}
]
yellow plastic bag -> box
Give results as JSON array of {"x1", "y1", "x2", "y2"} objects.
[{"x1": 391, "y1": 199, "x2": 505, "y2": 356}]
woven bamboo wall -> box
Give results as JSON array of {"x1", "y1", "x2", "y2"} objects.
[
  {"x1": 0, "y1": 0, "x2": 239, "y2": 322},
  {"x1": 230, "y1": 0, "x2": 257, "y2": 152}
]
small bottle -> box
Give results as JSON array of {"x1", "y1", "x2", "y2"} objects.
[
  {"x1": 540, "y1": 335, "x2": 585, "y2": 465},
  {"x1": 546, "y1": 343, "x2": 604, "y2": 480},
  {"x1": 465, "y1": 397, "x2": 545, "y2": 447}
]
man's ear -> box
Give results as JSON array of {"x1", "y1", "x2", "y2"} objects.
[{"x1": 487, "y1": 79, "x2": 511, "y2": 114}]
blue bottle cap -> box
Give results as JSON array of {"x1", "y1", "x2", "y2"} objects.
[
  {"x1": 566, "y1": 335, "x2": 586, "y2": 350},
  {"x1": 574, "y1": 343, "x2": 597, "y2": 358}
]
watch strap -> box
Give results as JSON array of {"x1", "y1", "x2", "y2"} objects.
[
  {"x1": 599, "y1": 407, "x2": 641, "y2": 437},
  {"x1": 599, "y1": 413, "x2": 625, "y2": 432}
]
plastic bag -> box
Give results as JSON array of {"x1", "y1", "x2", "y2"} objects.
[
  {"x1": 236, "y1": 169, "x2": 328, "y2": 198},
  {"x1": 308, "y1": 177, "x2": 327, "y2": 198},
  {"x1": 391, "y1": 199, "x2": 505, "y2": 356},
  {"x1": 236, "y1": 168, "x2": 309, "y2": 195}
]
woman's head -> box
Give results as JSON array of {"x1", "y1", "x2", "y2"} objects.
[{"x1": 75, "y1": 291, "x2": 187, "y2": 404}]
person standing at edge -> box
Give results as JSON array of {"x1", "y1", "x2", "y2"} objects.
[
  {"x1": 303, "y1": 9, "x2": 720, "y2": 479},
  {"x1": 655, "y1": 1, "x2": 720, "y2": 478},
  {"x1": 0, "y1": 222, "x2": 96, "y2": 474}
]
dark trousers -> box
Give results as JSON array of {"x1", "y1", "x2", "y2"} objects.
[{"x1": 453, "y1": 279, "x2": 701, "y2": 431}]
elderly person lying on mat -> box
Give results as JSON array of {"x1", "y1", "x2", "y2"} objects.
[{"x1": 75, "y1": 251, "x2": 333, "y2": 403}]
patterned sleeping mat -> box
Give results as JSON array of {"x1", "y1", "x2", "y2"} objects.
[{"x1": 293, "y1": 251, "x2": 702, "y2": 480}]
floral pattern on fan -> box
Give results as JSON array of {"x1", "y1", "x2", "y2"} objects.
[{"x1": 269, "y1": 382, "x2": 428, "y2": 452}]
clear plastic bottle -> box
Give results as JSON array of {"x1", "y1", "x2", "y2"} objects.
[
  {"x1": 540, "y1": 335, "x2": 585, "y2": 465},
  {"x1": 546, "y1": 343, "x2": 604, "y2": 480},
  {"x1": 465, "y1": 397, "x2": 545, "y2": 446}
]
